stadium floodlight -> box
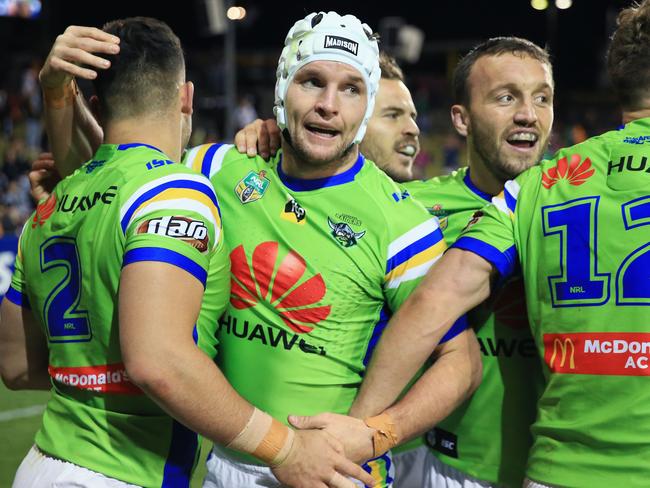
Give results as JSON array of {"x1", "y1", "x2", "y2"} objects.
[
  {"x1": 555, "y1": 0, "x2": 572, "y2": 9},
  {"x1": 531, "y1": 0, "x2": 549, "y2": 10},
  {"x1": 226, "y1": 6, "x2": 246, "y2": 20}
]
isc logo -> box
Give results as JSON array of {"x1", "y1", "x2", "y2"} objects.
[
  {"x1": 441, "y1": 439, "x2": 455, "y2": 450},
  {"x1": 137, "y1": 216, "x2": 209, "y2": 252}
]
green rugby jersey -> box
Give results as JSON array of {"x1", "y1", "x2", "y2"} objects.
[
  {"x1": 404, "y1": 167, "x2": 543, "y2": 487},
  {"x1": 6, "y1": 143, "x2": 230, "y2": 487},
  {"x1": 454, "y1": 118, "x2": 650, "y2": 487},
  {"x1": 185, "y1": 144, "x2": 466, "y2": 486}
]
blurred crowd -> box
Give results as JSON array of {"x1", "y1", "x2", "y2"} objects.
[
  {"x1": 0, "y1": 60, "x2": 41, "y2": 237},
  {"x1": 0, "y1": 55, "x2": 621, "y2": 237}
]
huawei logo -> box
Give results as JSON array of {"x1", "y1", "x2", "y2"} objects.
[
  {"x1": 492, "y1": 277, "x2": 528, "y2": 330},
  {"x1": 32, "y1": 194, "x2": 57, "y2": 228},
  {"x1": 542, "y1": 154, "x2": 595, "y2": 189},
  {"x1": 229, "y1": 241, "x2": 331, "y2": 333}
]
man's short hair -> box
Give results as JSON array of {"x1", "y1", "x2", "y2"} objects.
[
  {"x1": 607, "y1": 0, "x2": 650, "y2": 110},
  {"x1": 93, "y1": 17, "x2": 184, "y2": 122},
  {"x1": 453, "y1": 37, "x2": 552, "y2": 105},
  {"x1": 379, "y1": 52, "x2": 404, "y2": 81}
]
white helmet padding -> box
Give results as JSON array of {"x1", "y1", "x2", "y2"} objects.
[{"x1": 274, "y1": 11, "x2": 381, "y2": 145}]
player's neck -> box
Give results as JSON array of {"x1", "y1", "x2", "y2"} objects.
[
  {"x1": 280, "y1": 141, "x2": 359, "y2": 180},
  {"x1": 466, "y1": 157, "x2": 503, "y2": 197},
  {"x1": 622, "y1": 108, "x2": 650, "y2": 125},
  {"x1": 103, "y1": 117, "x2": 182, "y2": 162}
]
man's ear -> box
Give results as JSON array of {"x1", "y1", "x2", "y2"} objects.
[
  {"x1": 180, "y1": 81, "x2": 194, "y2": 116},
  {"x1": 450, "y1": 104, "x2": 470, "y2": 137},
  {"x1": 90, "y1": 95, "x2": 102, "y2": 123}
]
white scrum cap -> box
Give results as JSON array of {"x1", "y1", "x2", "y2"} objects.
[{"x1": 274, "y1": 11, "x2": 381, "y2": 144}]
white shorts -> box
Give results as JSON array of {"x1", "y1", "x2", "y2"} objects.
[
  {"x1": 202, "y1": 444, "x2": 394, "y2": 488},
  {"x1": 422, "y1": 452, "x2": 498, "y2": 488},
  {"x1": 523, "y1": 478, "x2": 554, "y2": 488},
  {"x1": 13, "y1": 445, "x2": 139, "y2": 488},
  {"x1": 393, "y1": 446, "x2": 427, "y2": 488},
  {"x1": 202, "y1": 445, "x2": 279, "y2": 488}
]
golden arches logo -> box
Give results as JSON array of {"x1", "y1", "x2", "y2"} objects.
[{"x1": 550, "y1": 338, "x2": 576, "y2": 369}]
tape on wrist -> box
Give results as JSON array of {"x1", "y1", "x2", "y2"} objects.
[
  {"x1": 42, "y1": 79, "x2": 79, "y2": 109},
  {"x1": 364, "y1": 412, "x2": 398, "y2": 457},
  {"x1": 227, "y1": 407, "x2": 295, "y2": 467}
]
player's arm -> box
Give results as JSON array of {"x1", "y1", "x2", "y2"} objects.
[
  {"x1": 0, "y1": 298, "x2": 50, "y2": 390},
  {"x1": 29, "y1": 152, "x2": 60, "y2": 202},
  {"x1": 366, "y1": 326, "x2": 482, "y2": 443},
  {"x1": 40, "y1": 26, "x2": 118, "y2": 176},
  {"x1": 234, "y1": 118, "x2": 281, "y2": 159},
  {"x1": 290, "y1": 250, "x2": 488, "y2": 462},
  {"x1": 119, "y1": 261, "x2": 374, "y2": 488},
  {"x1": 289, "y1": 330, "x2": 482, "y2": 464},
  {"x1": 352, "y1": 248, "x2": 491, "y2": 416},
  {"x1": 342, "y1": 191, "x2": 516, "y2": 458}
]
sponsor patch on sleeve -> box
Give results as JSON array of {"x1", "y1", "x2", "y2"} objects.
[{"x1": 137, "y1": 216, "x2": 209, "y2": 253}]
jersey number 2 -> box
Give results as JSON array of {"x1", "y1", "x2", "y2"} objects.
[
  {"x1": 40, "y1": 236, "x2": 92, "y2": 342},
  {"x1": 542, "y1": 196, "x2": 650, "y2": 307}
]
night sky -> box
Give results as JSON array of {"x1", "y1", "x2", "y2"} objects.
[{"x1": 0, "y1": 0, "x2": 634, "y2": 94}]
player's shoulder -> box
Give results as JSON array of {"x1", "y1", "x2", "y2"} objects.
[
  {"x1": 100, "y1": 143, "x2": 176, "y2": 180},
  {"x1": 537, "y1": 123, "x2": 629, "y2": 175},
  {"x1": 359, "y1": 158, "x2": 435, "y2": 230},
  {"x1": 527, "y1": 129, "x2": 618, "y2": 192},
  {"x1": 113, "y1": 154, "x2": 218, "y2": 226},
  {"x1": 359, "y1": 158, "x2": 423, "y2": 208},
  {"x1": 183, "y1": 143, "x2": 272, "y2": 180},
  {"x1": 57, "y1": 143, "x2": 185, "y2": 198},
  {"x1": 404, "y1": 167, "x2": 468, "y2": 200}
]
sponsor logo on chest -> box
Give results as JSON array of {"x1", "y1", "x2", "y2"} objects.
[{"x1": 281, "y1": 197, "x2": 307, "y2": 224}]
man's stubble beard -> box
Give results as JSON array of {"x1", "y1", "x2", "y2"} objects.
[
  {"x1": 472, "y1": 124, "x2": 548, "y2": 182},
  {"x1": 288, "y1": 129, "x2": 357, "y2": 171}
]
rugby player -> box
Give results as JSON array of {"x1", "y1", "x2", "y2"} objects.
[{"x1": 236, "y1": 37, "x2": 553, "y2": 488}]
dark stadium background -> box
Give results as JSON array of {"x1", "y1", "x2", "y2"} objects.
[{"x1": 0, "y1": 0, "x2": 636, "y2": 485}]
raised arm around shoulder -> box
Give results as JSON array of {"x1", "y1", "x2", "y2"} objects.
[
  {"x1": 0, "y1": 298, "x2": 50, "y2": 390},
  {"x1": 40, "y1": 26, "x2": 118, "y2": 176},
  {"x1": 351, "y1": 248, "x2": 493, "y2": 417}
]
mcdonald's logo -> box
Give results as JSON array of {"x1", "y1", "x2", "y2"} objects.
[
  {"x1": 550, "y1": 337, "x2": 576, "y2": 370},
  {"x1": 543, "y1": 332, "x2": 650, "y2": 376}
]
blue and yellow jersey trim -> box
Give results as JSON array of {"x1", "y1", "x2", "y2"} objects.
[
  {"x1": 492, "y1": 179, "x2": 520, "y2": 220},
  {"x1": 184, "y1": 143, "x2": 234, "y2": 180},
  {"x1": 362, "y1": 452, "x2": 395, "y2": 487},
  {"x1": 452, "y1": 237, "x2": 518, "y2": 280},
  {"x1": 122, "y1": 247, "x2": 209, "y2": 288},
  {"x1": 119, "y1": 174, "x2": 221, "y2": 246},
  {"x1": 385, "y1": 218, "x2": 446, "y2": 289}
]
